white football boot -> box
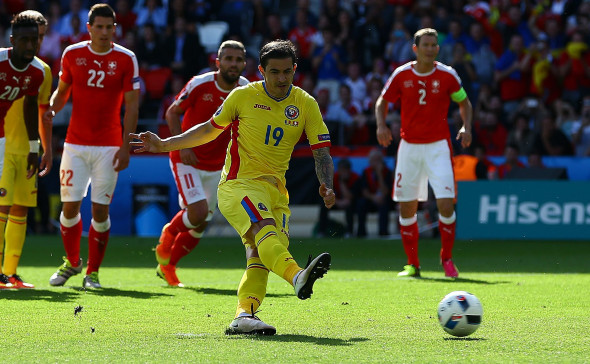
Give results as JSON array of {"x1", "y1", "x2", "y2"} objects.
[{"x1": 49, "y1": 257, "x2": 83, "y2": 286}]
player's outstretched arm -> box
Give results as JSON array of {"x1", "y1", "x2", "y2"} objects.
[
  {"x1": 130, "y1": 120, "x2": 223, "y2": 153},
  {"x1": 312, "y1": 147, "x2": 335, "y2": 208}
]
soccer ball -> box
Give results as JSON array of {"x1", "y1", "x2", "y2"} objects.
[{"x1": 437, "y1": 291, "x2": 483, "y2": 337}]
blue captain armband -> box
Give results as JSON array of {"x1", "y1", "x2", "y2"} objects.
[{"x1": 451, "y1": 87, "x2": 467, "y2": 103}]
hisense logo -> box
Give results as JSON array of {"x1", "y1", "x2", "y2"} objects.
[{"x1": 479, "y1": 195, "x2": 590, "y2": 224}]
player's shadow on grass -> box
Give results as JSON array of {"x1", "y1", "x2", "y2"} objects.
[
  {"x1": 229, "y1": 335, "x2": 369, "y2": 346},
  {"x1": 443, "y1": 337, "x2": 486, "y2": 341},
  {"x1": 184, "y1": 286, "x2": 290, "y2": 298},
  {"x1": 410, "y1": 277, "x2": 507, "y2": 285},
  {"x1": 77, "y1": 287, "x2": 174, "y2": 299},
  {"x1": 0, "y1": 289, "x2": 81, "y2": 302}
]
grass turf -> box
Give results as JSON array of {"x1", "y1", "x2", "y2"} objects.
[{"x1": 1, "y1": 235, "x2": 589, "y2": 363}]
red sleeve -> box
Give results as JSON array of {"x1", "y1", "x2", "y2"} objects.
[
  {"x1": 382, "y1": 74, "x2": 400, "y2": 104},
  {"x1": 60, "y1": 51, "x2": 71, "y2": 84}
]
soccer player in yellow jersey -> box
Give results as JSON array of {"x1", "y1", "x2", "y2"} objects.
[
  {"x1": 0, "y1": 10, "x2": 52, "y2": 289},
  {"x1": 131, "y1": 40, "x2": 335, "y2": 335}
]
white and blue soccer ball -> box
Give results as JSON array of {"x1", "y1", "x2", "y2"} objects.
[{"x1": 437, "y1": 291, "x2": 483, "y2": 337}]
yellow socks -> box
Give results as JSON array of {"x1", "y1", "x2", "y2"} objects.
[
  {"x1": 255, "y1": 225, "x2": 301, "y2": 285},
  {"x1": 3, "y1": 214, "x2": 27, "y2": 276},
  {"x1": 235, "y1": 256, "x2": 269, "y2": 317},
  {"x1": 0, "y1": 211, "x2": 8, "y2": 273}
]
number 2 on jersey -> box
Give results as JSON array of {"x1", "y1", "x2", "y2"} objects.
[
  {"x1": 418, "y1": 89, "x2": 426, "y2": 105},
  {"x1": 265, "y1": 125, "x2": 284, "y2": 146}
]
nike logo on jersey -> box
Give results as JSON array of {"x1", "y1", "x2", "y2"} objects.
[
  {"x1": 94, "y1": 60, "x2": 103, "y2": 68},
  {"x1": 442, "y1": 228, "x2": 453, "y2": 234},
  {"x1": 402, "y1": 231, "x2": 414, "y2": 237}
]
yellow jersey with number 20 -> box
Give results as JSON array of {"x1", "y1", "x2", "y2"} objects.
[{"x1": 212, "y1": 81, "x2": 331, "y2": 189}]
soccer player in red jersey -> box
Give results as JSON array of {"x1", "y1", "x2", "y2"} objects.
[
  {"x1": 0, "y1": 10, "x2": 53, "y2": 290},
  {"x1": 155, "y1": 40, "x2": 249, "y2": 287},
  {"x1": 0, "y1": 12, "x2": 45, "y2": 289},
  {"x1": 375, "y1": 28, "x2": 473, "y2": 278},
  {"x1": 46, "y1": 3, "x2": 140, "y2": 289}
]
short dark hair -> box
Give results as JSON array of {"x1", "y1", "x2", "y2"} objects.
[
  {"x1": 16, "y1": 10, "x2": 47, "y2": 26},
  {"x1": 414, "y1": 28, "x2": 438, "y2": 46},
  {"x1": 218, "y1": 40, "x2": 246, "y2": 59},
  {"x1": 11, "y1": 11, "x2": 39, "y2": 33},
  {"x1": 88, "y1": 3, "x2": 116, "y2": 25},
  {"x1": 259, "y1": 40, "x2": 297, "y2": 69}
]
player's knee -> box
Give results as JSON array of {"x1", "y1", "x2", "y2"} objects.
[{"x1": 186, "y1": 204, "x2": 209, "y2": 226}]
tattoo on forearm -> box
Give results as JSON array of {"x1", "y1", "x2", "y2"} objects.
[{"x1": 312, "y1": 148, "x2": 334, "y2": 189}]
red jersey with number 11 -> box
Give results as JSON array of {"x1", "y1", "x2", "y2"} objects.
[
  {"x1": 59, "y1": 41, "x2": 140, "y2": 146},
  {"x1": 381, "y1": 61, "x2": 462, "y2": 143}
]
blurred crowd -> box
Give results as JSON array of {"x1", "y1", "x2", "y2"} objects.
[{"x1": 1, "y1": 0, "x2": 590, "y2": 163}]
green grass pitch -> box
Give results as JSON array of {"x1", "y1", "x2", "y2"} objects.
[{"x1": 1, "y1": 235, "x2": 589, "y2": 363}]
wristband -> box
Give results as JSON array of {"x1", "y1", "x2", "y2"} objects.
[{"x1": 29, "y1": 140, "x2": 40, "y2": 153}]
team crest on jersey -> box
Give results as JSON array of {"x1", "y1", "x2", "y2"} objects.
[
  {"x1": 76, "y1": 58, "x2": 87, "y2": 66},
  {"x1": 0, "y1": 188, "x2": 6, "y2": 197},
  {"x1": 284, "y1": 105, "x2": 299, "y2": 120},
  {"x1": 0, "y1": 73, "x2": 6, "y2": 81},
  {"x1": 404, "y1": 80, "x2": 413, "y2": 88},
  {"x1": 23, "y1": 76, "x2": 31, "y2": 90},
  {"x1": 203, "y1": 93, "x2": 213, "y2": 102},
  {"x1": 107, "y1": 61, "x2": 117, "y2": 75},
  {"x1": 432, "y1": 79, "x2": 440, "y2": 93},
  {"x1": 258, "y1": 203, "x2": 268, "y2": 211}
]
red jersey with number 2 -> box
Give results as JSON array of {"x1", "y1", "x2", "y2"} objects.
[
  {"x1": 169, "y1": 72, "x2": 248, "y2": 171},
  {"x1": 381, "y1": 61, "x2": 462, "y2": 143},
  {"x1": 0, "y1": 48, "x2": 45, "y2": 137},
  {"x1": 60, "y1": 41, "x2": 140, "y2": 146}
]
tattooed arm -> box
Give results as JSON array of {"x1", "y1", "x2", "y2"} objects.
[{"x1": 312, "y1": 147, "x2": 335, "y2": 208}]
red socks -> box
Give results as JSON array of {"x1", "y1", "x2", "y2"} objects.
[
  {"x1": 169, "y1": 232, "x2": 201, "y2": 266},
  {"x1": 61, "y1": 219, "x2": 83, "y2": 267},
  {"x1": 400, "y1": 222, "x2": 419, "y2": 267},
  {"x1": 168, "y1": 210, "x2": 191, "y2": 236},
  {"x1": 439, "y1": 221, "x2": 456, "y2": 261},
  {"x1": 87, "y1": 225, "x2": 110, "y2": 274}
]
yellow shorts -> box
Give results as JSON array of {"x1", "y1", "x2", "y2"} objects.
[
  {"x1": 218, "y1": 178, "x2": 290, "y2": 248},
  {"x1": 0, "y1": 152, "x2": 37, "y2": 207}
]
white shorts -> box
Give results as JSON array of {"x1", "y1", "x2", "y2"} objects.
[
  {"x1": 393, "y1": 139, "x2": 455, "y2": 202},
  {"x1": 170, "y1": 160, "x2": 221, "y2": 222},
  {"x1": 60, "y1": 143, "x2": 119, "y2": 205},
  {"x1": 0, "y1": 137, "x2": 5, "y2": 176}
]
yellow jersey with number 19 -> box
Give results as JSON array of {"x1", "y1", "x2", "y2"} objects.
[{"x1": 212, "y1": 81, "x2": 331, "y2": 188}]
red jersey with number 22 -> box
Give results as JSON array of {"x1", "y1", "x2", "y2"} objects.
[
  {"x1": 0, "y1": 48, "x2": 45, "y2": 137},
  {"x1": 381, "y1": 61, "x2": 462, "y2": 143},
  {"x1": 60, "y1": 41, "x2": 140, "y2": 146},
  {"x1": 169, "y1": 72, "x2": 249, "y2": 171}
]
